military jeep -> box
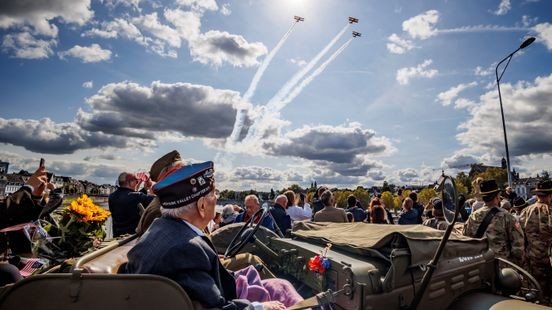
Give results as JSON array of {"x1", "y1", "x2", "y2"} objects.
[{"x1": 0, "y1": 175, "x2": 548, "y2": 309}]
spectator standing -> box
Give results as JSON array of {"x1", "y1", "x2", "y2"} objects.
[
  {"x1": 311, "y1": 186, "x2": 327, "y2": 220},
  {"x1": 270, "y1": 195, "x2": 291, "y2": 236},
  {"x1": 346, "y1": 195, "x2": 366, "y2": 222},
  {"x1": 313, "y1": 190, "x2": 348, "y2": 223},
  {"x1": 371, "y1": 204, "x2": 387, "y2": 224},
  {"x1": 398, "y1": 197, "x2": 419, "y2": 225},
  {"x1": 409, "y1": 192, "x2": 424, "y2": 224},
  {"x1": 136, "y1": 150, "x2": 184, "y2": 236},
  {"x1": 287, "y1": 191, "x2": 312, "y2": 222},
  {"x1": 109, "y1": 172, "x2": 154, "y2": 237},
  {"x1": 0, "y1": 165, "x2": 56, "y2": 254}
]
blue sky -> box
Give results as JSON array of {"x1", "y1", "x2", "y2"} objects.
[{"x1": 0, "y1": 0, "x2": 551, "y2": 190}]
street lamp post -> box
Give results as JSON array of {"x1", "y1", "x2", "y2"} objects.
[{"x1": 495, "y1": 37, "x2": 535, "y2": 188}]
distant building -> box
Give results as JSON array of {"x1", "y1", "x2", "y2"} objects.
[
  {"x1": 3, "y1": 174, "x2": 25, "y2": 197},
  {"x1": 0, "y1": 161, "x2": 9, "y2": 174},
  {"x1": 51, "y1": 175, "x2": 65, "y2": 193},
  {"x1": 0, "y1": 175, "x2": 7, "y2": 199}
]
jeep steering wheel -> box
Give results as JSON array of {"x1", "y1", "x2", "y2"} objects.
[{"x1": 224, "y1": 208, "x2": 267, "y2": 258}]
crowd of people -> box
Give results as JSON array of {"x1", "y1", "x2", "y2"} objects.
[{"x1": 1, "y1": 149, "x2": 551, "y2": 308}]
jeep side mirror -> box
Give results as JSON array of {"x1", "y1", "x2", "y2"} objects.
[{"x1": 441, "y1": 175, "x2": 459, "y2": 224}]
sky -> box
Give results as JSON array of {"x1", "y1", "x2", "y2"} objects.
[{"x1": 0, "y1": 0, "x2": 551, "y2": 190}]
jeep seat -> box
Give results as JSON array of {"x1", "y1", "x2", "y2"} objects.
[{"x1": 0, "y1": 273, "x2": 194, "y2": 310}]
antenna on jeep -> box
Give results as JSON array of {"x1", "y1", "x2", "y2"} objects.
[{"x1": 409, "y1": 172, "x2": 460, "y2": 310}]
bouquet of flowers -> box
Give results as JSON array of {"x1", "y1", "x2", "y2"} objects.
[{"x1": 44, "y1": 194, "x2": 111, "y2": 257}]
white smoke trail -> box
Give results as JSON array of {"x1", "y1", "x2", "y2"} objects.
[
  {"x1": 280, "y1": 38, "x2": 353, "y2": 108},
  {"x1": 265, "y1": 24, "x2": 350, "y2": 110},
  {"x1": 243, "y1": 24, "x2": 350, "y2": 142},
  {"x1": 228, "y1": 22, "x2": 298, "y2": 145}
]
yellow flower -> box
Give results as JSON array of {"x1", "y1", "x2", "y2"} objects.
[{"x1": 65, "y1": 194, "x2": 111, "y2": 223}]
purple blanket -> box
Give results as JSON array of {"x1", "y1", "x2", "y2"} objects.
[{"x1": 235, "y1": 265, "x2": 303, "y2": 307}]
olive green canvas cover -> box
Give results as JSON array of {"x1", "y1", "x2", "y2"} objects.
[{"x1": 292, "y1": 222, "x2": 488, "y2": 265}]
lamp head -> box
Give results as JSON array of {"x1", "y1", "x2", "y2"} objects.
[{"x1": 520, "y1": 37, "x2": 536, "y2": 49}]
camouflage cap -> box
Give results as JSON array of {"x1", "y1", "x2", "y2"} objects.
[
  {"x1": 531, "y1": 179, "x2": 552, "y2": 195},
  {"x1": 149, "y1": 150, "x2": 183, "y2": 182}
]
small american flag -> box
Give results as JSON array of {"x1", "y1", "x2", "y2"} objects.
[{"x1": 19, "y1": 258, "x2": 44, "y2": 277}]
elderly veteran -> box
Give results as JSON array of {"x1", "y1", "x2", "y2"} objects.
[
  {"x1": 135, "y1": 151, "x2": 275, "y2": 279},
  {"x1": 126, "y1": 161, "x2": 299, "y2": 309}
]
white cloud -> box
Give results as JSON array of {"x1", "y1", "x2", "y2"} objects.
[
  {"x1": 176, "y1": 0, "x2": 218, "y2": 11},
  {"x1": 189, "y1": 30, "x2": 267, "y2": 67},
  {"x1": 83, "y1": 18, "x2": 142, "y2": 40},
  {"x1": 164, "y1": 9, "x2": 202, "y2": 40},
  {"x1": 402, "y1": 10, "x2": 439, "y2": 39},
  {"x1": 454, "y1": 98, "x2": 477, "y2": 110},
  {"x1": 534, "y1": 23, "x2": 552, "y2": 50},
  {"x1": 521, "y1": 15, "x2": 538, "y2": 27},
  {"x1": 82, "y1": 81, "x2": 94, "y2": 88},
  {"x1": 59, "y1": 44, "x2": 112, "y2": 63},
  {"x1": 1, "y1": 32, "x2": 57, "y2": 59},
  {"x1": 78, "y1": 80, "x2": 248, "y2": 139},
  {"x1": 493, "y1": 0, "x2": 511, "y2": 16},
  {"x1": 396, "y1": 59, "x2": 438, "y2": 85},
  {"x1": 233, "y1": 166, "x2": 282, "y2": 181},
  {"x1": 393, "y1": 166, "x2": 440, "y2": 185},
  {"x1": 436, "y1": 82, "x2": 478, "y2": 106},
  {"x1": 133, "y1": 12, "x2": 181, "y2": 48},
  {"x1": 289, "y1": 58, "x2": 307, "y2": 66},
  {"x1": 397, "y1": 168, "x2": 418, "y2": 183},
  {"x1": 0, "y1": 117, "x2": 151, "y2": 154},
  {"x1": 0, "y1": 0, "x2": 93, "y2": 37},
  {"x1": 475, "y1": 65, "x2": 494, "y2": 76},
  {"x1": 81, "y1": 18, "x2": 177, "y2": 58},
  {"x1": 103, "y1": 0, "x2": 140, "y2": 10},
  {"x1": 441, "y1": 152, "x2": 479, "y2": 169},
  {"x1": 220, "y1": 3, "x2": 232, "y2": 16},
  {"x1": 262, "y1": 123, "x2": 393, "y2": 178},
  {"x1": 386, "y1": 33, "x2": 415, "y2": 54},
  {"x1": 457, "y1": 74, "x2": 552, "y2": 158}
]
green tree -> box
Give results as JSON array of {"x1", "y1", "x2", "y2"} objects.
[
  {"x1": 353, "y1": 187, "x2": 370, "y2": 209},
  {"x1": 476, "y1": 168, "x2": 507, "y2": 188},
  {"x1": 455, "y1": 172, "x2": 472, "y2": 194},
  {"x1": 334, "y1": 190, "x2": 352, "y2": 209},
  {"x1": 418, "y1": 188, "x2": 437, "y2": 205},
  {"x1": 542, "y1": 170, "x2": 550, "y2": 180},
  {"x1": 381, "y1": 191, "x2": 396, "y2": 210},
  {"x1": 455, "y1": 181, "x2": 468, "y2": 195},
  {"x1": 381, "y1": 181, "x2": 391, "y2": 193},
  {"x1": 287, "y1": 184, "x2": 302, "y2": 193}
]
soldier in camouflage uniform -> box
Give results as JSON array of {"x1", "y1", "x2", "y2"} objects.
[
  {"x1": 520, "y1": 180, "x2": 552, "y2": 303},
  {"x1": 463, "y1": 180, "x2": 524, "y2": 266}
]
